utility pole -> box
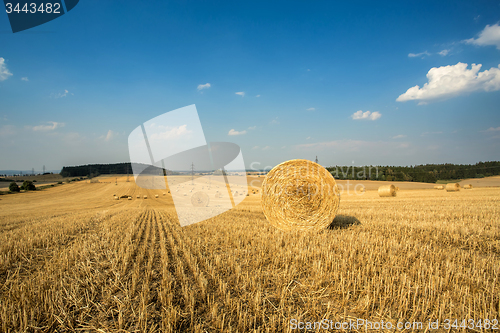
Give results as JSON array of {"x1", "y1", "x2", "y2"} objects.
[{"x1": 315, "y1": 156, "x2": 318, "y2": 164}]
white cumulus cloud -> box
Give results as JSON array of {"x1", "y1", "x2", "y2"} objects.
[
  {"x1": 235, "y1": 92, "x2": 245, "y2": 97},
  {"x1": 197, "y1": 83, "x2": 211, "y2": 90},
  {"x1": 465, "y1": 23, "x2": 500, "y2": 50},
  {"x1": 392, "y1": 134, "x2": 406, "y2": 139},
  {"x1": 32, "y1": 121, "x2": 65, "y2": 131},
  {"x1": 21, "y1": 77, "x2": 29, "y2": 81},
  {"x1": 228, "y1": 129, "x2": 247, "y2": 136},
  {"x1": 0, "y1": 57, "x2": 13, "y2": 81},
  {"x1": 351, "y1": 110, "x2": 382, "y2": 121},
  {"x1": 397, "y1": 62, "x2": 500, "y2": 103},
  {"x1": 485, "y1": 126, "x2": 500, "y2": 132}
]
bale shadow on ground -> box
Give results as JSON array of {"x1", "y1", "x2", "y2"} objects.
[{"x1": 327, "y1": 215, "x2": 361, "y2": 230}]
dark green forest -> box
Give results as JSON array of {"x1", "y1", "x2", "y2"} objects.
[
  {"x1": 326, "y1": 161, "x2": 500, "y2": 183},
  {"x1": 60, "y1": 163, "x2": 172, "y2": 178}
]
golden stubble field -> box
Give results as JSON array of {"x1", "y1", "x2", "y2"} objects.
[{"x1": 0, "y1": 176, "x2": 499, "y2": 332}]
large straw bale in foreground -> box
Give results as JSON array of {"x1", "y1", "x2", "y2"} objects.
[
  {"x1": 261, "y1": 159, "x2": 340, "y2": 231},
  {"x1": 446, "y1": 183, "x2": 460, "y2": 192},
  {"x1": 378, "y1": 185, "x2": 396, "y2": 197}
]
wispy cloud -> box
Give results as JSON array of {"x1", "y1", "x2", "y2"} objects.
[
  {"x1": 248, "y1": 126, "x2": 256, "y2": 130},
  {"x1": 197, "y1": 83, "x2": 211, "y2": 91},
  {"x1": 0, "y1": 57, "x2": 13, "y2": 81},
  {"x1": 255, "y1": 94, "x2": 260, "y2": 97},
  {"x1": 228, "y1": 129, "x2": 247, "y2": 136},
  {"x1": 392, "y1": 134, "x2": 407, "y2": 139},
  {"x1": 235, "y1": 92, "x2": 245, "y2": 97},
  {"x1": 0, "y1": 125, "x2": 16, "y2": 137},
  {"x1": 31, "y1": 121, "x2": 65, "y2": 132},
  {"x1": 52, "y1": 89, "x2": 73, "y2": 98},
  {"x1": 465, "y1": 23, "x2": 500, "y2": 50},
  {"x1": 397, "y1": 62, "x2": 500, "y2": 104},
  {"x1": 351, "y1": 110, "x2": 382, "y2": 121},
  {"x1": 21, "y1": 77, "x2": 29, "y2": 81},
  {"x1": 251, "y1": 145, "x2": 271, "y2": 151},
  {"x1": 421, "y1": 131, "x2": 443, "y2": 136},
  {"x1": 306, "y1": 107, "x2": 315, "y2": 111},
  {"x1": 103, "y1": 130, "x2": 116, "y2": 141},
  {"x1": 295, "y1": 139, "x2": 407, "y2": 152},
  {"x1": 270, "y1": 117, "x2": 279, "y2": 125},
  {"x1": 484, "y1": 126, "x2": 500, "y2": 132},
  {"x1": 408, "y1": 51, "x2": 431, "y2": 58},
  {"x1": 438, "y1": 49, "x2": 450, "y2": 56}
]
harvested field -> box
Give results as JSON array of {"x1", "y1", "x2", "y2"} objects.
[{"x1": 0, "y1": 176, "x2": 499, "y2": 332}]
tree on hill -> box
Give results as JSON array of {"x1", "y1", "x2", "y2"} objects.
[{"x1": 9, "y1": 182, "x2": 20, "y2": 192}]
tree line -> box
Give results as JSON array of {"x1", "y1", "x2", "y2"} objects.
[
  {"x1": 60, "y1": 163, "x2": 176, "y2": 178},
  {"x1": 325, "y1": 161, "x2": 500, "y2": 183}
]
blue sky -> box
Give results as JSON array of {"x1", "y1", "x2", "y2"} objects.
[{"x1": 1, "y1": 0, "x2": 500, "y2": 171}]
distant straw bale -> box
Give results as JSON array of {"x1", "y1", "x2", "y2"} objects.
[
  {"x1": 378, "y1": 185, "x2": 397, "y2": 197},
  {"x1": 191, "y1": 191, "x2": 209, "y2": 207},
  {"x1": 463, "y1": 184, "x2": 473, "y2": 189},
  {"x1": 446, "y1": 183, "x2": 460, "y2": 192},
  {"x1": 261, "y1": 159, "x2": 340, "y2": 231},
  {"x1": 434, "y1": 185, "x2": 444, "y2": 190}
]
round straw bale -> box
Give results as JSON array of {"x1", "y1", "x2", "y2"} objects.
[
  {"x1": 143, "y1": 195, "x2": 147, "y2": 199},
  {"x1": 261, "y1": 159, "x2": 340, "y2": 231},
  {"x1": 137, "y1": 195, "x2": 140, "y2": 198},
  {"x1": 163, "y1": 192, "x2": 166, "y2": 195},
  {"x1": 463, "y1": 184, "x2": 472, "y2": 189},
  {"x1": 395, "y1": 186, "x2": 400, "y2": 191},
  {"x1": 434, "y1": 185, "x2": 444, "y2": 190},
  {"x1": 378, "y1": 185, "x2": 396, "y2": 197},
  {"x1": 128, "y1": 196, "x2": 132, "y2": 200},
  {"x1": 191, "y1": 191, "x2": 209, "y2": 207},
  {"x1": 155, "y1": 194, "x2": 159, "y2": 198},
  {"x1": 446, "y1": 183, "x2": 460, "y2": 192},
  {"x1": 114, "y1": 196, "x2": 119, "y2": 200}
]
